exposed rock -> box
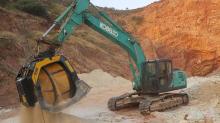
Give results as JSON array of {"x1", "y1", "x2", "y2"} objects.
[{"x1": 113, "y1": 0, "x2": 220, "y2": 76}]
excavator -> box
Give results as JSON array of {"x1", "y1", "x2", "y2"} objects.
[{"x1": 15, "y1": 0, "x2": 189, "y2": 115}]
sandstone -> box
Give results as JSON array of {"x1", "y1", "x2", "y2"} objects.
[{"x1": 115, "y1": 0, "x2": 220, "y2": 76}]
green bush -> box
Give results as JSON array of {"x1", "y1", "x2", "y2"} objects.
[
  {"x1": 0, "y1": 0, "x2": 8, "y2": 6},
  {"x1": 15, "y1": 0, "x2": 49, "y2": 18}
]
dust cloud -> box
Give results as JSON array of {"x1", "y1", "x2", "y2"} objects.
[{"x1": 19, "y1": 105, "x2": 91, "y2": 123}]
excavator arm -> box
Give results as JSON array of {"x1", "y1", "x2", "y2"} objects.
[
  {"x1": 85, "y1": 12, "x2": 146, "y2": 90},
  {"x1": 43, "y1": 0, "x2": 146, "y2": 91},
  {"x1": 42, "y1": 0, "x2": 187, "y2": 93}
]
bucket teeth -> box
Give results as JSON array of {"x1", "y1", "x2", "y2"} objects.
[
  {"x1": 71, "y1": 80, "x2": 91, "y2": 103},
  {"x1": 38, "y1": 80, "x2": 91, "y2": 112}
]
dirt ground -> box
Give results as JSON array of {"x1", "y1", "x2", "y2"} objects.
[{"x1": 1, "y1": 69, "x2": 220, "y2": 123}]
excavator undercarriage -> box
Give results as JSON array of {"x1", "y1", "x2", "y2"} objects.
[
  {"x1": 108, "y1": 59, "x2": 189, "y2": 114},
  {"x1": 108, "y1": 92, "x2": 189, "y2": 115}
]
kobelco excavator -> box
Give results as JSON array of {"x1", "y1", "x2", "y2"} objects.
[{"x1": 16, "y1": 0, "x2": 189, "y2": 114}]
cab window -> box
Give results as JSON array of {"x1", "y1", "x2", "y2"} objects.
[{"x1": 147, "y1": 62, "x2": 157, "y2": 77}]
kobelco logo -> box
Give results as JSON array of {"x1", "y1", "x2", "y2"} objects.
[{"x1": 100, "y1": 22, "x2": 118, "y2": 38}]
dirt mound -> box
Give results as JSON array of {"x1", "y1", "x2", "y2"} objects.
[
  {"x1": 0, "y1": 32, "x2": 24, "y2": 107},
  {"x1": 0, "y1": 7, "x2": 49, "y2": 107},
  {"x1": 0, "y1": 7, "x2": 47, "y2": 33}
]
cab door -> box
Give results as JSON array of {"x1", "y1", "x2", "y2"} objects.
[{"x1": 157, "y1": 60, "x2": 172, "y2": 91}]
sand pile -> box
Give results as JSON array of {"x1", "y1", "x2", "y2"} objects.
[
  {"x1": 1, "y1": 69, "x2": 220, "y2": 123},
  {"x1": 63, "y1": 69, "x2": 136, "y2": 123}
]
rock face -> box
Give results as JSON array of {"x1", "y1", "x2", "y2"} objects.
[
  {"x1": 115, "y1": 0, "x2": 220, "y2": 76},
  {"x1": 1, "y1": 0, "x2": 220, "y2": 79},
  {"x1": 0, "y1": 8, "x2": 48, "y2": 107}
]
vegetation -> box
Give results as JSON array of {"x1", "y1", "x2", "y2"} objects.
[
  {"x1": 132, "y1": 16, "x2": 144, "y2": 25},
  {"x1": 15, "y1": 0, "x2": 49, "y2": 18},
  {"x1": 0, "y1": 0, "x2": 8, "y2": 7},
  {"x1": 47, "y1": 2, "x2": 65, "y2": 17},
  {"x1": 0, "y1": 32, "x2": 17, "y2": 48}
]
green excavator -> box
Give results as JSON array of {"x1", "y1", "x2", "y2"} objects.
[{"x1": 16, "y1": 0, "x2": 189, "y2": 115}]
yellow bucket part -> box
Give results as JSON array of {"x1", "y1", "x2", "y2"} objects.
[{"x1": 38, "y1": 63, "x2": 71, "y2": 105}]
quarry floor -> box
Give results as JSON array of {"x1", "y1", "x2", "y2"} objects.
[{"x1": 1, "y1": 69, "x2": 220, "y2": 123}]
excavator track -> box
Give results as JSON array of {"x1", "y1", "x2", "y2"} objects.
[
  {"x1": 139, "y1": 93, "x2": 189, "y2": 115},
  {"x1": 108, "y1": 92, "x2": 143, "y2": 111},
  {"x1": 108, "y1": 92, "x2": 189, "y2": 115}
]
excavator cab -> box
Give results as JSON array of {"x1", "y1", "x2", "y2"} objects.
[
  {"x1": 16, "y1": 54, "x2": 90, "y2": 112},
  {"x1": 141, "y1": 59, "x2": 187, "y2": 94}
]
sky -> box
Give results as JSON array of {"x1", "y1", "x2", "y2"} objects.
[{"x1": 90, "y1": 0, "x2": 159, "y2": 10}]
